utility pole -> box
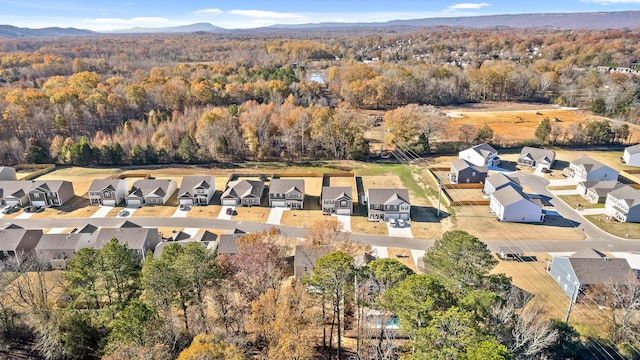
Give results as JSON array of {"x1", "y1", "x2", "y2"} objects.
[
  {"x1": 380, "y1": 118, "x2": 384, "y2": 159},
  {"x1": 565, "y1": 283, "x2": 579, "y2": 323},
  {"x1": 437, "y1": 172, "x2": 443, "y2": 217}
]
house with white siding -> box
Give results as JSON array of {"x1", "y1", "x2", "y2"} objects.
[
  {"x1": 622, "y1": 144, "x2": 640, "y2": 167},
  {"x1": 483, "y1": 173, "x2": 521, "y2": 196},
  {"x1": 563, "y1": 156, "x2": 618, "y2": 182},
  {"x1": 604, "y1": 185, "x2": 640, "y2": 223},
  {"x1": 577, "y1": 180, "x2": 625, "y2": 204},
  {"x1": 489, "y1": 184, "x2": 544, "y2": 223},
  {"x1": 88, "y1": 179, "x2": 128, "y2": 206},
  {"x1": 459, "y1": 143, "x2": 500, "y2": 167}
]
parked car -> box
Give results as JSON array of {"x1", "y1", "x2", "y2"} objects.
[
  {"x1": 225, "y1": 207, "x2": 233, "y2": 215},
  {"x1": 179, "y1": 204, "x2": 191, "y2": 211},
  {"x1": 1, "y1": 205, "x2": 19, "y2": 214},
  {"x1": 398, "y1": 219, "x2": 406, "y2": 228},
  {"x1": 33, "y1": 206, "x2": 44, "y2": 213},
  {"x1": 118, "y1": 209, "x2": 130, "y2": 217},
  {"x1": 388, "y1": 218, "x2": 397, "y2": 227}
]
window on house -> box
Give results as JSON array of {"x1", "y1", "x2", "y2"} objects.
[
  {"x1": 340, "y1": 200, "x2": 347, "y2": 207},
  {"x1": 33, "y1": 193, "x2": 40, "y2": 198},
  {"x1": 103, "y1": 192, "x2": 112, "y2": 198}
]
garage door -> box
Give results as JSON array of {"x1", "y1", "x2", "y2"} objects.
[
  {"x1": 271, "y1": 200, "x2": 286, "y2": 208},
  {"x1": 31, "y1": 200, "x2": 47, "y2": 207},
  {"x1": 127, "y1": 199, "x2": 142, "y2": 207},
  {"x1": 336, "y1": 208, "x2": 351, "y2": 215},
  {"x1": 179, "y1": 199, "x2": 194, "y2": 206},
  {"x1": 4, "y1": 200, "x2": 21, "y2": 206},
  {"x1": 102, "y1": 200, "x2": 116, "y2": 206},
  {"x1": 221, "y1": 199, "x2": 237, "y2": 206}
]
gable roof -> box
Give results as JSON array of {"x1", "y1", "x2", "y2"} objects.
[
  {"x1": 568, "y1": 257, "x2": 635, "y2": 285},
  {"x1": 322, "y1": 186, "x2": 353, "y2": 201},
  {"x1": 0, "y1": 229, "x2": 42, "y2": 251},
  {"x1": 608, "y1": 185, "x2": 640, "y2": 208},
  {"x1": 90, "y1": 227, "x2": 158, "y2": 250},
  {"x1": 294, "y1": 245, "x2": 335, "y2": 279},
  {"x1": 30, "y1": 180, "x2": 70, "y2": 193},
  {"x1": 0, "y1": 180, "x2": 33, "y2": 199},
  {"x1": 73, "y1": 224, "x2": 99, "y2": 234},
  {"x1": 178, "y1": 176, "x2": 215, "y2": 197},
  {"x1": 169, "y1": 231, "x2": 192, "y2": 242},
  {"x1": 119, "y1": 220, "x2": 142, "y2": 228},
  {"x1": 129, "y1": 179, "x2": 175, "y2": 198},
  {"x1": 221, "y1": 179, "x2": 265, "y2": 199},
  {"x1": 0, "y1": 167, "x2": 16, "y2": 180},
  {"x1": 88, "y1": 179, "x2": 126, "y2": 193},
  {"x1": 571, "y1": 156, "x2": 609, "y2": 173},
  {"x1": 625, "y1": 144, "x2": 640, "y2": 155},
  {"x1": 486, "y1": 173, "x2": 521, "y2": 190},
  {"x1": 519, "y1": 147, "x2": 555, "y2": 163},
  {"x1": 580, "y1": 180, "x2": 625, "y2": 197},
  {"x1": 492, "y1": 184, "x2": 536, "y2": 207},
  {"x1": 269, "y1": 179, "x2": 305, "y2": 195},
  {"x1": 367, "y1": 188, "x2": 410, "y2": 205},
  {"x1": 450, "y1": 159, "x2": 488, "y2": 173},
  {"x1": 36, "y1": 233, "x2": 88, "y2": 251},
  {"x1": 193, "y1": 230, "x2": 217, "y2": 243},
  {"x1": 218, "y1": 235, "x2": 240, "y2": 255},
  {"x1": 466, "y1": 143, "x2": 497, "y2": 158}
]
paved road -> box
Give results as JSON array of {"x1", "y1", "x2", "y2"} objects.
[{"x1": 4, "y1": 174, "x2": 637, "y2": 253}]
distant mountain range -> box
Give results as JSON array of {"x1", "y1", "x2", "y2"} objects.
[{"x1": 0, "y1": 11, "x2": 638, "y2": 38}]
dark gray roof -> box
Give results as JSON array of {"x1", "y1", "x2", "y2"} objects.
[
  {"x1": 322, "y1": 186, "x2": 352, "y2": 201},
  {"x1": 269, "y1": 179, "x2": 305, "y2": 195},
  {"x1": 0, "y1": 229, "x2": 42, "y2": 251},
  {"x1": 568, "y1": 257, "x2": 635, "y2": 285},
  {"x1": 119, "y1": 220, "x2": 142, "y2": 228},
  {"x1": 218, "y1": 235, "x2": 240, "y2": 255},
  {"x1": 30, "y1": 180, "x2": 71, "y2": 193},
  {"x1": 129, "y1": 179, "x2": 175, "y2": 198},
  {"x1": 36, "y1": 233, "x2": 88, "y2": 251},
  {"x1": 221, "y1": 179, "x2": 265, "y2": 199},
  {"x1": 179, "y1": 176, "x2": 215, "y2": 197},
  {"x1": 74, "y1": 224, "x2": 99, "y2": 234},
  {"x1": 169, "y1": 231, "x2": 192, "y2": 242},
  {"x1": 0, "y1": 180, "x2": 32, "y2": 198},
  {"x1": 571, "y1": 156, "x2": 609, "y2": 172},
  {"x1": 492, "y1": 184, "x2": 535, "y2": 207},
  {"x1": 608, "y1": 185, "x2": 640, "y2": 207},
  {"x1": 467, "y1": 143, "x2": 497, "y2": 158},
  {"x1": 90, "y1": 227, "x2": 157, "y2": 250},
  {"x1": 88, "y1": 179, "x2": 126, "y2": 193},
  {"x1": 450, "y1": 159, "x2": 488, "y2": 173},
  {"x1": 193, "y1": 230, "x2": 217, "y2": 242},
  {"x1": 519, "y1": 147, "x2": 555, "y2": 163},
  {"x1": 581, "y1": 180, "x2": 625, "y2": 197},
  {"x1": 367, "y1": 188, "x2": 410, "y2": 205},
  {"x1": 486, "y1": 173, "x2": 521, "y2": 189}
]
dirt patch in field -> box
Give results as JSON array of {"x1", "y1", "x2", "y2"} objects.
[
  {"x1": 280, "y1": 209, "x2": 323, "y2": 227},
  {"x1": 387, "y1": 248, "x2": 415, "y2": 272},
  {"x1": 330, "y1": 176, "x2": 356, "y2": 189},
  {"x1": 133, "y1": 205, "x2": 178, "y2": 218},
  {"x1": 233, "y1": 206, "x2": 270, "y2": 223},
  {"x1": 187, "y1": 205, "x2": 220, "y2": 219},
  {"x1": 350, "y1": 216, "x2": 388, "y2": 235},
  {"x1": 35, "y1": 167, "x2": 120, "y2": 196},
  {"x1": 361, "y1": 175, "x2": 405, "y2": 190}
]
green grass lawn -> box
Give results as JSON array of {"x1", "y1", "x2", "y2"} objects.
[
  {"x1": 585, "y1": 215, "x2": 640, "y2": 239},
  {"x1": 558, "y1": 195, "x2": 605, "y2": 209}
]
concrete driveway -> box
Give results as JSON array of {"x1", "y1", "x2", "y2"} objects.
[
  {"x1": 15, "y1": 212, "x2": 34, "y2": 219},
  {"x1": 334, "y1": 214, "x2": 352, "y2": 232},
  {"x1": 217, "y1": 206, "x2": 234, "y2": 220},
  {"x1": 387, "y1": 222, "x2": 414, "y2": 238},
  {"x1": 172, "y1": 206, "x2": 190, "y2": 218},
  {"x1": 266, "y1": 207, "x2": 288, "y2": 225},
  {"x1": 90, "y1": 206, "x2": 112, "y2": 218},
  {"x1": 371, "y1": 246, "x2": 389, "y2": 258}
]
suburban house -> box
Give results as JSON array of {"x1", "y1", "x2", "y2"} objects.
[
  {"x1": 217, "y1": 228, "x2": 247, "y2": 256},
  {"x1": 366, "y1": 188, "x2": 411, "y2": 222},
  {"x1": 321, "y1": 186, "x2": 353, "y2": 215},
  {"x1": 622, "y1": 144, "x2": 640, "y2": 167},
  {"x1": 88, "y1": 179, "x2": 128, "y2": 206},
  {"x1": 220, "y1": 179, "x2": 265, "y2": 207},
  {"x1": 489, "y1": 184, "x2": 544, "y2": 223},
  {"x1": 604, "y1": 185, "x2": 640, "y2": 223},
  {"x1": 89, "y1": 223, "x2": 161, "y2": 261},
  {"x1": 126, "y1": 179, "x2": 177, "y2": 207},
  {"x1": 483, "y1": 173, "x2": 521, "y2": 196},
  {"x1": 548, "y1": 249, "x2": 636, "y2": 302},
  {"x1": 0, "y1": 180, "x2": 33, "y2": 206},
  {"x1": 577, "y1": 180, "x2": 626, "y2": 204},
  {"x1": 563, "y1": 156, "x2": 618, "y2": 182},
  {"x1": 294, "y1": 245, "x2": 334, "y2": 281},
  {"x1": 28, "y1": 180, "x2": 75, "y2": 207},
  {"x1": 154, "y1": 230, "x2": 217, "y2": 258},
  {"x1": 517, "y1": 147, "x2": 556, "y2": 171},
  {"x1": 0, "y1": 167, "x2": 17, "y2": 181},
  {"x1": 0, "y1": 227, "x2": 43, "y2": 267},
  {"x1": 36, "y1": 232, "x2": 93, "y2": 270},
  {"x1": 269, "y1": 179, "x2": 305, "y2": 209},
  {"x1": 449, "y1": 159, "x2": 488, "y2": 184},
  {"x1": 459, "y1": 143, "x2": 500, "y2": 167},
  {"x1": 178, "y1": 175, "x2": 216, "y2": 206}
]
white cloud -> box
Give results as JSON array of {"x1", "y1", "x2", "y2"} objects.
[
  {"x1": 447, "y1": 2, "x2": 491, "y2": 11},
  {"x1": 228, "y1": 9, "x2": 304, "y2": 19},
  {"x1": 193, "y1": 8, "x2": 224, "y2": 15},
  {"x1": 83, "y1": 16, "x2": 169, "y2": 25}
]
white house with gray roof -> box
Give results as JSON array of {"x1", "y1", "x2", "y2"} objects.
[
  {"x1": 178, "y1": 175, "x2": 215, "y2": 206},
  {"x1": 0, "y1": 180, "x2": 33, "y2": 206},
  {"x1": 459, "y1": 143, "x2": 500, "y2": 167},
  {"x1": 88, "y1": 179, "x2": 128, "y2": 206},
  {"x1": 0, "y1": 167, "x2": 17, "y2": 181},
  {"x1": 489, "y1": 184, "x2": 544, "y2": 223},
  {"x1": 220, "y1": 179, "x2": 265, "y2": 206},
  {"x1": 126, "y1": 179, "x2": 177, "y2": 207},
  {"x1": 517, "y1": 146, "x2": 555, "y2": 171},
  {"x1": 366, "y1": 188, "x2": 410, "y2": 221},
  {"x1": 622, "y1": 144, "x2": 640, "y2": 167},
  {"x1": 28, "y1": 180, "x2": 75, "y2": 207},
  {"x1": 483, "y1": 173, "x2": 521, "y2": 196},
  {"x1": 563, "y1": 156, "x2": 618, "y2": 182},
  {"x1": 605, "y1": 185, "x2": 640, "y2": 223},
  {"x1": 322, "y1": 186, "x2": 353, "y2": 215},
  {"x1": 577, "y1": 180, "x2": 625, "y2": 204}
]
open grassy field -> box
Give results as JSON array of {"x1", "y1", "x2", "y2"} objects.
[
  {"x1": 350, "y1": 216, "x2": 388, "y2": 235},
  {"x1": 280, "y1": 209, "x2": 323, "y2": 227},
  {"x1": 187, "y1": 205, "x2": 221, "y2": 219},
  {"x1": 232, "y1": 206, "x2": 270, "y2": 223},
  {"x1": 558, "y1": 195, "x2": 604, "y2": 209},
  {"x1": 329, "y1": 176, "x2": 356, "y2": 189},
  {"x1": 586, "y1": 215, "x2": 640, "y2": 239},
  {"x1": 36, "y1": 167, "x2": 120, "y2": 196}
]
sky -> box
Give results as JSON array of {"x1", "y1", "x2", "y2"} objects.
[{"x1": 0, "y1": 0, "x2": 639, "y2": 31}]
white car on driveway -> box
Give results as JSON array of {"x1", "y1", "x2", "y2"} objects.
[{"x1": 398, "y1": 219, "x2": 406, "y2": 228}]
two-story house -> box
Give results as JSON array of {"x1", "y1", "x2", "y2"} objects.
[
  {"x1": 126, "y1": 179, "x2": 177, "y2": 207},
  {"x1": 88, "y1": 179, "x2": 128, "y2": 206},
  {"x1": 0, "y1": 180, "x2": 33, "y2": 206},
  {"x1": 605, "y1": 185, "x2": 640, "y2": 223},
  {"x1": 0, "y1": 227, "x2": 43, "y2": 267},
  {"x1": 449, "y1": 159, "x2": 488, "y2": 184},
  {"x1": 577, "y1": 180, "x2": 625, "y2": 204},
  {"x1": 563, "y1": 156, "x2": 618, "y2": 182},
  {"x1": 269, "y1": 179, "x2": 305, "y2": 209},
  {"x1": 483, "y1": 173, "x2": 521, "y2": 196},
  {"x1": 220, "y1": 179, "x2": 265, "y2": 207},
  {"x1": 89, "y1": 223, "x2": 161, "y2": 262},
  {"x1": 622, "y1": 144, "x2": 640, "y2": 167},
  {"x1": 366, "y1": 188, "x2": 410, "y2": 222},
  {"x1": 36, "y1": 232, "x2": 94, "y2": 270},
  {"x1": 517, "y1": 146, "x2": 556, "y2": 172},
  {"x1": 459, "y1": 143, "x2": 500, "y2": 167},
  {"x1": 178, "y1": 175, "x2": 215, "y2": 206},
  {"x1": 489, "y1": 184, "x2": 544, "y2": 223},
  {"x1": 321, "y1": 186, "x2": 353, "y2": 215},
  {"x1": 28, "y1": 180, "x2": 75, "y2": 207}
]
